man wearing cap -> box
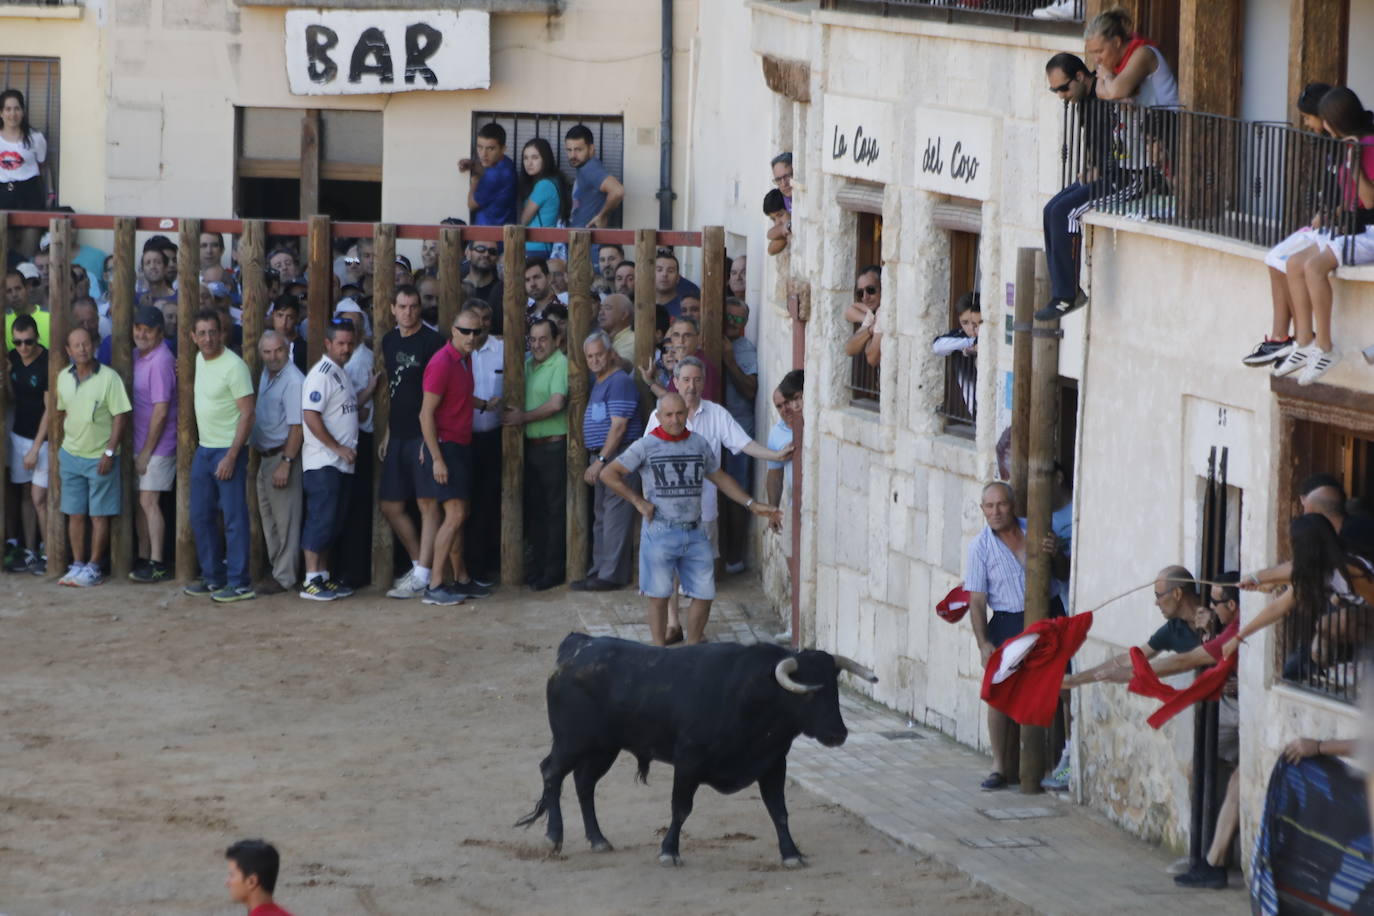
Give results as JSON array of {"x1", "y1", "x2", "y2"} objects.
[
  {"x1": 128, "y1": 306, "x2": 178, "y2": 583},
  {"x1": 332, "y1": 298, "x2": 380, "y2": 589},
  {"x1": 55, "y1": 326, "x2": 131, "y2": 588},
  {"x1": 6, "y1": 265, "x2": 49, "y2": 347},
  {"x1": 249, "y1": 330, "x2": 304, "y2": 595},
  {"x1": 185, "y1": 308, "x2": 257, "y2": 603}
]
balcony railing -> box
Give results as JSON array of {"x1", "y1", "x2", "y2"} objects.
[
  {"x1": 1060, "y1": 99, "x2": 1364, "y2": 256},
  {"x1": 821, "y1": 0, "x2": 1082, "y2": 24}
]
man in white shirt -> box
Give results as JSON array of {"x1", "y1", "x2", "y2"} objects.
[
  {"x1": 464, "y1": 300, "x2": 505, "y2": 585},
  {"x1": 643, "y1": 356, "x2": 792, "y2": 643},
  {"x1": 299, "y1": 320, "x2": 365, "y2": 601}
]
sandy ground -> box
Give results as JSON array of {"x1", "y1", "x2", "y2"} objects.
[{"x1": 0, "y1": 573, "x2": 1029, "y2": 916}]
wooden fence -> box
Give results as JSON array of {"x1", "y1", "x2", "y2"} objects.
[{"x1": 0, "y1": 212, "x2": 725, "y2": 590}]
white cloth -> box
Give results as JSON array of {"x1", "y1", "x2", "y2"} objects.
[
  {"x1": 301, "y1": 356, "x2": 358, "y2": 473},
  {"x1": 471, "y1": 335, "x2": 505, "y2": 434},
  {"x1": 644, "y1": 399, "x2": 752, "y2": 523},
  {"x1": 0, "y1": 131, "x2": 47, "y2": 182},
  {"x1": 344, "y1": 344, "x2": 375, "y2": 434},
  {"x1": 1132, "y1": 46, "x2": 1179, "y2": 109}
]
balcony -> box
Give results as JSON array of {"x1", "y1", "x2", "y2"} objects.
[
  {"x1": 819, "y1": 0, "x2": 1082, "y2": 30},
  {"x1": 234, "y1": 0, "x2": 558, "y2": 9}
]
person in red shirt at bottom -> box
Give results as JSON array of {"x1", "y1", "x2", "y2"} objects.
[{"x1": 225, "y1": 839, "x2": 294, "y2": 916}]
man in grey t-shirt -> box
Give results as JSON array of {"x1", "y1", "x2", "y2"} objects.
[{"x1": 602, "y1": 393, "x2": 780, "y2": 645}]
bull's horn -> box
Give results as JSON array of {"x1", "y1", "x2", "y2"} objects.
[
  {"x1": 834, "y1": 655, "x2": 878, "y2": 683},
  {"x1": 774, "y1": 657, "x2": 821, "y2": 694}
]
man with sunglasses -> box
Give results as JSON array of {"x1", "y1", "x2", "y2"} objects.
[
  {"x1": 465, "y1": 239, "x2": 504, "y2": 313},
  {"x1": 771, "y1": 152, "x2": 793, "y2": 211},
  {"x1": 6, "y1": 314, "x2": 49, "y2": 574},
  {"x1": 843, "y1": 267, "x2": 883, "y2": 368}
]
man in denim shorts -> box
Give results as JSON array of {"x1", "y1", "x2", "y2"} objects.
[{"x1": 601, "y1": 393, "x2": 780, "y2": 645}]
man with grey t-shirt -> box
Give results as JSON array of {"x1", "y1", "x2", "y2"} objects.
[{"x1": 601, "y1": 393, "x2": 780, "y2": 646}]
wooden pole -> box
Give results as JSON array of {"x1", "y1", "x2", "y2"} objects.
[
  {"x1": 175, "y1": 219, "x2": 201, "y2": 583},
  {"x1": 633, "y1": 229, "x2": 657, "y2": 412},
  {"x1": 371, "y1": 222, "x2": 397, "y2": 589},
  {"x1": 1011, "y1": 248, "x2": 1036, "y2": 516},
  {"x1": 306, "y1": 214, "x2": 331, "y2": 365},
  {"x1": 500, "y1": 224, "x2": 527, "y2": 588},
  {"x1": 1020, "y1": 251, "x2": 1060, "y2": 795},
  {"x1": 240, "y1": 220, "x2": 267, "y2": 584},
  {"x1": 438, "y1": 226, "x2": 464, "y2": 334},
  {"x1": 565, "y1": 230, "x2": 593, "y2": 584},
  {"x1": 0, "y1": 215, "x2": 8, "y2": 547},
  {"x1": 109, "y1": 218, "x2": 136, "y2": 580},
  {"x1": 45, "y1": 218, "x2": 72, "y2": 579},
  {"x1": 299, "y1": 110, "x2": 321, "y2": 218},
  {"x1": 700, "y1": 226, "x2": 725, "y2": 385}
]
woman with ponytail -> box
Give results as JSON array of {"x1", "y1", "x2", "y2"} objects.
[{"x1": 1084, "y1": 7, "x2": 1178, "y2": 108}]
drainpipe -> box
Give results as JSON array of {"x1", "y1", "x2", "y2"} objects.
[{"x1": 657, "y1": 0, "x2": 676, "y2": 229}]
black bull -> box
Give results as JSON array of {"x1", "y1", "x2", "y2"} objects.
[{"x1": 516, "y1": 633, "x2": 878, "y2": 867}]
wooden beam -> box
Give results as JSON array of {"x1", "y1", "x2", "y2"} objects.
[
  {"x1": 175, "y1": 219, "x2": 202, "y2": 583},
  {"x1": 109, "y1": 217, "x2": 136, "y2": 581},
  {"x1": 306, "y1": 214, "x2": 331, "y2": 365},
  {"x1": 240, "y1": 220, "x2": 268, "y2": 585},
  {"x1": 1287, "y1": 0, "x2": 1347, "y2": 121},
  {"x1": 1178, "y1": 0, "x2": 1240, "y2": 116},
  {"x1": 299, "y1": 109, "x2": 321, "y2": 219},
  {"x1": 438, "y1": 226, "x2": 464, "y2": 334},
  {"x1": 565, "y1": 230, "x2": 593, "y2": 584},
  {"x1": 0, "y1": 215, "x2": 8, "y2": 548},
  {"x1": 500, "y1": 224, "x2": 527, "y2": 588},
  {"x1": 700, "y1": 226, "x2": 725, "y2": 391},
  {"x1": 633, "y1": 229, "x2": 658, "y2": 415},
  {"x1": 44, "y1": 218, "x2": 72, "y2": 579},
  {"x1": 370, "y1": 222, "x2": 397, "y2": 590},
  {"x1": 1011, "y1": 248, "x2": 1036, "y2": 517}
]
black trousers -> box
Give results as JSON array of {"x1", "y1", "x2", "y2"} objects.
[
  {"x1": 336, "y1": 431, "x2": 374, "y2": 588},
  {"x1": 464, "y1": 428, "x2": 503, "y2": 581},
  {"x1": 523, "y1": 440, "x2": 566, "y2": 585}
]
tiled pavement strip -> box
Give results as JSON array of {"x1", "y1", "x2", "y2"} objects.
[{"x1": 576, "y1": 586, "x2": 1247, "y2": 916}]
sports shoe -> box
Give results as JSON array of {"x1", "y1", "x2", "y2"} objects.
[
  {"x1": 183, "y1": 579, "x2": 220, "y2": 597},
  {"x1": 1040, "y1": 760, "x2": 1071, "y2": 790},
  {"x1": 211, "y1": 585, "x2": 256, "y2": 603},
  {"x1": 1032, "y1": 0, "x2": 1078, "y2": 20},
  {"x1": 1271, "y1": 342, "x2": 1315, "y2": 378},
  {"x1": 1298, "y1": 347, "x2": 1341, "y2": 386},
  {"x1": 129, "y1": 559, "x2": 168, "y2": 583},
  {"x1": 421, "y1": 584, "x2": 465, "y2": 606},
  {"x1": 299, "y1": 577, "x2": 339, "y2": 601},
  {"x1": 980, "y1": 772, "x2": 1009, "y2": 791},
  {"x1": 1173, "y1": 862, "x2": 1227, "y2": 889},
  {"x1": 26, "y1": 552, "x2": 46, "y2": 576},
  {"x1": 70, "y1": 564, "x2": 103, "y2": 588},
  {"x1": 1242, "y1": 336, "x2": 1294, "y2": 367},
  {"x1": 472, "y1": 573, "x2": 496, "y2": 588},
  {"x1": 387, "y1": 568, "x2": 427, "y2": 599},
  {"x1": 4, "y1": 544, "x2": 31, "y2": 573},
  {"x1": 1033, "y1": 289, "x2": 1087, "y2": 322},
  {"x1": 324, "y1": 579, "x2": 354, "y2": 598},
  {"x1": 452, "y1": 579, "x2": 492, "y2": 599},
  {"x1": 725, "y1": 561, "x2": 746, "y2": 575},
  {"x1": 58, "y1": 563, "x2": 82, "y2": 586}
]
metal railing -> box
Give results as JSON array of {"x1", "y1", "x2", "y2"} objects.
[
  {"x1": 1278, "y1": 580, "x2": 1371, "y2": 705},
  {"x1": 848, "y1": 348, "x2": 879, "y2": 407},
  {"x1": 821, "y1": 0, "x2": 1082, "y2": 23},
  {"x1": 1060, "y1": 99, "x2": 1364, "y2": 255},
  {"x1": 938, "y1": 353, "x2": 976, "y2": 435}
]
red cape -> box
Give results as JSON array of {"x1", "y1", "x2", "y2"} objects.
[
  {"x1": 981, "y1": 613, "x2": 1094, "y2": 727},
  {"x1": 1128, "y1": 646, "x2": 1237, "y2": 729}
]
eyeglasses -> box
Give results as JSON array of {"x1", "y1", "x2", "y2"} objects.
[
  {"x1": 12, "y1": 337, "x2": 36, "y2": 347},
  {"x1": 726, "y1": 314, "x2": 748, "y2": 325},
  {"x1": 1153, "y1": 589, "x2": 1172, "y2": 599},
  {"x1": 1048, "y1": 80, "x2": 1073, "y2": 94},
  {"x1": 856, "y1": 285, "x2": 879, "y2": 297},
  {"x1": 773, "y1": 172, "x2": 793, "y2": 185},
  {"x1": 470, "y1": 244, "x2": 495, "y2": 255},
  {"x1": 453, "y1": 326, "x2": 481, "y2": 335}
]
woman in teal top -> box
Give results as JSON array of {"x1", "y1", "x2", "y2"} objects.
[{"x1": 519, "y1": 137, "x2": 570, "y2": 255}]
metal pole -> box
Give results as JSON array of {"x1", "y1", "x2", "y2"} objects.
[{"x1": 656, "y1": 0, "x2": 675, "y2": 229}]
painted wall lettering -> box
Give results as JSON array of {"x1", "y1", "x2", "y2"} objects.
[
  {"x1": 822, "y1": 95, "x2": 894, "y2": 184},
  {"x1": 912, "y1": 108, "x2": 996, "y2": 201}
]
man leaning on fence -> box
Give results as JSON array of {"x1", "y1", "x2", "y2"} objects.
[
  {"x1": 128, "y1": 306, "x2": 177, "y2": 584},
  {"x1": 55, "y1": 325, "x2": 130, "y2": 588},
  {"x1": 250, "y1": 330, "x2": 304, "y2": 595},
  {"x1": 185, "y1": 308, "x2": 257, "y2": 603}
]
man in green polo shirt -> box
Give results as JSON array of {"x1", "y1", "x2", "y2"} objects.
[
  {"x1": 501, "y1": 317, "x2": 568, "y2": 591},
  {"x1": 55, "y1": 325, "x2": 131, "y2": 587}
]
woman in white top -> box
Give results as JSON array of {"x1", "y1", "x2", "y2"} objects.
[
  {"x1": 0, "y1": 89, "x2": 51, "y2": 255},
  {"x1": 1085, "y1": 7, "x2": 1179, "y2": 109}
]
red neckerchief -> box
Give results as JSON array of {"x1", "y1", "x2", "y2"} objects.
[
  {"x1": 650, "y1": 426, "x2": 691, "y2": 442},
  {"x1": 1114, "y1": 35, "x2": 1156, "y2": 75}
]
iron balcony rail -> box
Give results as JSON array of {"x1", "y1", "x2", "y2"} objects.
[
  {"x1": 821, "y1": 0, "x2": 1082, "y2": 23},
  {"x1": 1279, "y1": 583, "x2": 1369, "y2": 706},
  {"x1": 1059, "y1": 98, "x2": 1364, "y2": 256}
]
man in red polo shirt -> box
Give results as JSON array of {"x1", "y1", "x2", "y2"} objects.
[
  {"x1": 419, "y1": 307, "x2": 488, "y2": 606},
  {"x1": 224, "y1": 839, "x2": 294, "y2": 916}
]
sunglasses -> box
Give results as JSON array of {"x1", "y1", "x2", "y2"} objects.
[
  {"x1": 12, "y1": 337, "x2": 36, "y2": 347},
  {"x1": 1048, "y1": 80, "x2": 1073, "y2": 94},
  {"x1": 330, "y1": 317, "x2": 357, "y2": 328},
  {"x1": 453, "y1": 326, "x2": 481, "y2": 335},
  {"x1": 470, "y1": 244, "x2": 495, "y2": 254},
  {"x1": 726, "y1": 314, "x2": 748, "y2": 325},
  {"x1": 856, "y1": 285, "x2": 879, "y2": 297}
]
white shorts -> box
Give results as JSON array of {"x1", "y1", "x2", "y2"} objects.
[
  {"x1": 138, "y1": 453, "x2": 176, "y2": 492},
  {"x1": 1266, "y1": 226, "x2": 1374, "y2": 271},
  {"x1": 8, "y1": 433, "x2": 49, "y2": 486}
]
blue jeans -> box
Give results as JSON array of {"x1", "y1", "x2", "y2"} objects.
[
  {"x1": 639, "y1": 520, "x2": 715, "y2": 600},
  {"x1": 1042, "y1": 180, "x2": 1101, "y2": 301},
  {"x1": 191, "y1": 446, "x2": 250, "y2": 587}
]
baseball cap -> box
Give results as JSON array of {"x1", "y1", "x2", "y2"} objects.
[
  {"x1": 334, "y1": 296, "x2": 365, "y2": 316},
  {"x1": 16, "y1": 262, "x2": 40, "y2": 281},
  {"x1": 134, "y1": 305, "x2": 165, "y2": 329}
]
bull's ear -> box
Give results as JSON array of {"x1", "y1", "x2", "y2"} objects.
[{"x1": 833, "y1": 655, "x2": 878, "y2": 683}]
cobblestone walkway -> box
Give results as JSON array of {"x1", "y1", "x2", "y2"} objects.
[{"x1": 577, "y1": 584, "x2": 1247, "y2": 915}]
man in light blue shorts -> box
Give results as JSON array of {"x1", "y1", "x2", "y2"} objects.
[{"x1": 600, "y1": 393, "x2": 781, "y2": 646}]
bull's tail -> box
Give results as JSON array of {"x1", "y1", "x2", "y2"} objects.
[
  {"x1": 514, "y1": 795, "x2": 547, "y2": 829},
  {"x1": 635, "y1": 753, "x2": 650, "y2": 785}
]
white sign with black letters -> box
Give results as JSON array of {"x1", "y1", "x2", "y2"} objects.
[
  {"x1": 913, "y1": 108, "x2": 995, "y2": 200},
  {"x1": 822, "y1": 95, "x2": 895, "y2": 184},
  {"x1": 285, "y1": 9, "x2": 490, "y2": 96}
]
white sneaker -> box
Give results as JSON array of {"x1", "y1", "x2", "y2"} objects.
[
  {"x1": 387, "y1": 568, "x2": 426, "y2": 599},
  {"x1": 1272, "y1": 343, "x2": 1317, "y2": 378},
  {"x1": 1298, "y1": 347, "x2": 1341, "y2": 386},
  {"x1": 71, "y1": 564, "x2": 103, "y2": 588},
  {"x1": 1032, "y1": 0, "x2": 1077, "y2": 20},
  {"x1": 58, "y1": 563, "x2": 82, "y2": 586}
]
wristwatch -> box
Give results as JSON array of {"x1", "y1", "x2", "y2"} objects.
[
  {"x1": 283, "y1": 455, "x2": 295, "y2": 464},
  {"x1": 595, "y1": 454, "x2": 606, "y2": 463},
  {"x1": 102, "y1": 448, "x2": 115, "y2": 458}
]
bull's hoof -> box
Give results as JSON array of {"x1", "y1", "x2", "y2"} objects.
[
  {"x1": 658, "y1": 853, "x2": 683, "y2": 867},
  {"x1": 589, "y1": 839, "x2": 614, "y2": 853},
  {"x1": 545, "y1": 836, "x2": 563, "y2": 853},
  {"x1": 781, "y1": 855, "x2": 807, "y2": 869}
]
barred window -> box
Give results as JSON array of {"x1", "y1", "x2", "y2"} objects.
[{"x1": 0, "y1": 56, "x2": 61, "y2": 200}]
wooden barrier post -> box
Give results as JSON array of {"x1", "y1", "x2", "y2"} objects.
[
  {"x1": 240, "y1": 220, "x2": 268, "y2": 584},
  {"x1": 0, "y1": 215, "x2": 8, "y2": 545},
  {"x1": 438, "y1": 226, "x2": 464, "y2": 333},
  {"x1": 306, "y1": 214, "x2": 331, "y2": 365},
  {"x1": 700, "y1": 226, "x2": 725, "y2": 384},
  {"x1": 175, "y1": 219, "x2": 202, "y2": 583},
  {"x1": 371, "y1": 222, "x2": 397, "y2": 589},
  {"x1": 1011, "y1": 248, "x2": 1036, "y2": 516},
  {"x1": 632, "y1": 229, "x2": 657, "y2": 412},
  {"x1": 565, "y1": 230, "x2": 593, "y2": 584},
  {"x1": 500, "y1": 225, "x2": 527, "y2": 588},
  {"x1": 109, "y1": 218, "x2": 136, "y2": 581},
  {"x1": 1020, "y1": 251, "x2": 1060, "y2": 795},
  {"x1": 45, "y1": 218, "x2": 72, "y2": 579}
]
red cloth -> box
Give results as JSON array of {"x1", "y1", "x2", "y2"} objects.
[
  {"x1": 249, "y1": 903, "x2": 295, "y2": 916},
  {"x1": 1113, "y1": 35, "x2": 1158, "y2": 75},
  {"x1": 1128, "y1": 646, "x2": 1238, "y2": 729},
  {"x1": 981, "y1": 612, "x2": 1094, "y2": 727},
  {"x1": 421, "y1": 342, "x2": 474, "y2": 444},
  {"x1": 649, "y1": 425, "x2": 691, "y2": 442},
  {"x1": 1202, "y1": 617, "x2": 1240, "y2": 662}
]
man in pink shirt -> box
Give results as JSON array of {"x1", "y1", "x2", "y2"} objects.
[{"x1": 129, "y1": 305, "x2": 177, "y2": 582}]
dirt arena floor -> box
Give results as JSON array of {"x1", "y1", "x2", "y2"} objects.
[{"x1": 0, "y1": 573, "x2": 1029, "y2": 915}]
